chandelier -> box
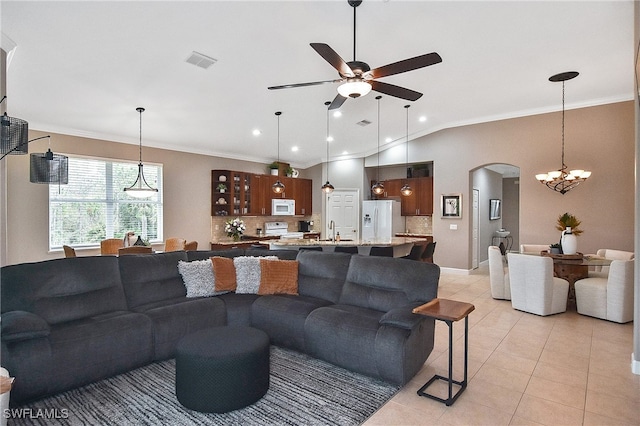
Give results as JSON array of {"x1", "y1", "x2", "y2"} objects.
[{"x1": 535, "y1": 71, "x2": 591, "y2": 194}]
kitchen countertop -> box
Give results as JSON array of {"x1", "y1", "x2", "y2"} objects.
[
  {"x1": 395, "y1": 233, "x2": 433, "y2": 238},
  {"x1": 269, "y1": 237, "x2": 425, "y2": 247}
]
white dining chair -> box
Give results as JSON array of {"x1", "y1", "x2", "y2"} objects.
[
  {"x1": 507, "y1": 253, "x2": 569, "y2": 316},
  {"x1": 587, "y1": 248, "x2": 634, "y2": 278},
  {"x1": 575, "y1": 260, "x2": 634, "y2": 323}
]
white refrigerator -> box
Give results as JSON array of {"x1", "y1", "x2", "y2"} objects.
[{"x1": 361, "y1": 200, "x2": 403, "y2": 243}]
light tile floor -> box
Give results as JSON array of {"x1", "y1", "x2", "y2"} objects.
[{"x1": 364, "y1": 265, "x2": 639, "y2": 426}]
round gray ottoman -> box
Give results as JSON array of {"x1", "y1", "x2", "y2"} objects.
[{"x1": 175, "y1": 326, "x2": 270, "y2": 413}]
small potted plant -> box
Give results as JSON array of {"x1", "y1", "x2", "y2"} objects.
[
  {"x1": 285, "y1": 166, "x2": 294, "y2": 177},
  {"x1": 549, "y1": 243, "x2": 562, "y2": 254},
  {"x1": 268, "y1": 162, "x2": 280, "y2": 176},
  {"x1": 216, "y1": 183, "x2": 227, "y2": 193}
]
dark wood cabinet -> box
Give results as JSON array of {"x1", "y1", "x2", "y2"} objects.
[
  {"x1": 401, "y1": 177, "x2": 433, "y2": 216},
  {"x1": 371, "y1": 179, "x2": 402, "y2": 199},
  {"x1": 214, "y1": 170, "x2": 312, "y2": 217}
]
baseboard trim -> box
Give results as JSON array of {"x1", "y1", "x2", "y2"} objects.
[
  {"x1": 632, "y1": 353, "x2": 640, "y2": 375},
  {"x1": 439, "y1": 267, "x2": 473, "y2": 275}
]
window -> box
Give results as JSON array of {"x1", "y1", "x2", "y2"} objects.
[{"x1": 49, "y1": 155, "x2": 163, "y2": 250}]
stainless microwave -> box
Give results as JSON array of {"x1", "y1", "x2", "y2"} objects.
[{"x1": 272, "y1": 199, "x2": 295, "y2": 216}]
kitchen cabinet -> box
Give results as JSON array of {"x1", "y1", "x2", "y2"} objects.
[
  {"x1": 212, "y1": 170, "x2": 252, "y2": 217},
  {"x1": 215, "y1": 170, "x2": 312, "y2": 216},
  {"x1": 401, "y1": 177, "x2": 433, "y2": 216}
]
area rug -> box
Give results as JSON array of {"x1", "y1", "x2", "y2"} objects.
[{"x1": 12, "y1": 346, "x2": 399, "y2": 425}]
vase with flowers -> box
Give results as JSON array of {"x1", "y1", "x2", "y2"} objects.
[
  {"x1": 555, "y1": 212, "x2": 582, "y2": 255},
  {"x1": 225, "y1": 217, "x2": 246, "y2": 242}
]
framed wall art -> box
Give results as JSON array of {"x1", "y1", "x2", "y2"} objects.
[
  {"x1": 489, "y1": 199, "x2": 501, "y2": 220},
  {"x1": 441, "y1": 193, "x2": 462, "y2": 218}
]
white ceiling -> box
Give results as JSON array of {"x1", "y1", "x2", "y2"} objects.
[{"x1": 1, "y1": 1, "x2": 635, "y2": 169}]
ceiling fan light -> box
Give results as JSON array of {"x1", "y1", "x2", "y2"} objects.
[{"x1": 337, "y1": 80, "x2": 371, "y2": 98}]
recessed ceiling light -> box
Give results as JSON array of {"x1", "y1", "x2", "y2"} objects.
[
  {"x1": 327, "y1": 136, "x2": 334, "y2": 142},
  {"x1": 419, "y1": 116, "x2": 427, "y2": 122},
  {"x1": 291, "y1": 146, "x2": 299, "y2": 152},
  {"x1": 342, "y1": 151, "x2": 348, "y2": 155},
  {"x1": 333, "y1": 111, "x2": 342, "y2": 118},
  {"x1": 385, "y1": 137, "x2": 392, "y2": 143},
  {"x1": 252, "y1": 129, "x2": 261, "y2": 136}
]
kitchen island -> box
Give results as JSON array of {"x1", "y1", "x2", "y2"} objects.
[{"x1": 268, "y1": 237, "x2": 426, "y2": 257}]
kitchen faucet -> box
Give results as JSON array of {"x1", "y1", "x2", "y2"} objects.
[{"x1": 328, "y1": 220, "x2": 335, "y2": 242}]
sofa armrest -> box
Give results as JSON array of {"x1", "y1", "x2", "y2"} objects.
[
  {"x1": 379, "y1": 304, "x2": 426, "y2": 330},
  {"x1": 1, "y1": 311, "x2": 50, "y2": 342}
]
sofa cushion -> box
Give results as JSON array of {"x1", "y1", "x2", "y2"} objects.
[
  {"x1": 217, "y1": 293, "x2": 261, "y2": 326},
  {"x1": 245, "y1": 248, "x2": 299, "y2": 260},
  {"x1": 296, "y1": 251, "x2": 352, "y2": 303},
  {"x1": 211, "y1": 256, "x2": 237, "y2": 292},
  {"x1": 119, "y1": 251, "x2": 188, "y2": 310},
  {"x1": 258, "y1": 259, "x2": 298, "y2": 295},
  {"x1": 178, "y1": 259, "x2": 228, "y2": 297},
  {"x1": 234, "y1": 256, "x2": 277, "y2": 294},
  {"x1": 339, "y1": 255, "x2": 440, "y2": 311},
  {"x1": 186, "y1": 248, "x2": 244, "y2": 261},
  {"x1": 1, "y1": 257, "x2": 129, "y2": 325}
]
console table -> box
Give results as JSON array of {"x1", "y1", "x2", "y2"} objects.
[{"x1": 413, "y1": 298, "x2": 475, "y2": 406}]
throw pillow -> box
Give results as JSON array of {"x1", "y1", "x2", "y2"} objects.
[
  {"x1": 234, "y1": 256, "x2": 277, "y2": 294},
  {"x1": 211, "y1": 256, "x2": 237, "y2": 292},
  {"x1": 259, "y1": 259, "x2": 299, "y2": 295},
  {"x1": 178, "y1": 260, "x2": 220, "y2": 297}
]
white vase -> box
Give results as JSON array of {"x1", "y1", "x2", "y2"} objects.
[{"x1": 561, "y1": 227, "x2": 578, "y2": 255}]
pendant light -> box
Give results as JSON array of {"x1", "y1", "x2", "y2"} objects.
[
  {"x1": 0, "y1": 96, "x2": 28, "y2": 157},
  {"x1": 272, "y1": 111, "x2": 285, "y2": 194},
  {"x1": 400, "y1": 104, "x2": 413, "y2": 196},
  {"x1": 535, "y1": 71, "x2": 591, "y2": 194},
  {"x1": 29, "y1": 135, "x2": 69, "y2": 184},
  {"x1": 124, "y1": 107, "x2": 158, "y2": 198},
  {"x1": 321, "y1": 101, "x2": 335, "y2": 194},
  {"x1": 371, "y1": 95, "x2": 384, "y2": 196}
]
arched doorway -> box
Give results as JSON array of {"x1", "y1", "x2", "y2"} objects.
[{"x1": 471, "y1": 164, "x2": 520, "y2": 268}]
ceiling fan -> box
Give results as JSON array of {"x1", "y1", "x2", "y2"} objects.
[{"x1": 267, "y1": 0, "x2": 442, "y2": 110}]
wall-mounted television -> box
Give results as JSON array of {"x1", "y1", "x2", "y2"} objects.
[{"x1": 489, "y1": 199, "x2": 501, "y2": 220}]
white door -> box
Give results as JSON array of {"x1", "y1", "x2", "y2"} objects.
[
  {"x1": 326, "y1": 189, "x2": 359, "y2": 241},
  {"x1": 472, "y1": 189, "x2": 479, "y2": 269}
]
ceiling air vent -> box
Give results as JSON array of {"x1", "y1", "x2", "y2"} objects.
[
  {"x1": 356, "y1": 119, "x2": 372, "y2": 127},
  {"x1": 185, "y1": 51, "x2": 217, "y2": 70}
]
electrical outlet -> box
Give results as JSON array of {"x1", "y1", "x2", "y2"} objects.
[{"x1": 449, "y1": 224, "x2": 457, "y2": 230}]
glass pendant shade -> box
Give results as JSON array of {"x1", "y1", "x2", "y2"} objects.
[
  {"x1": 371, "y1": 182, "x2": 384, "y2": 195},
  {"x1": 321, "y1": 181, "x2": 335, "y2": 193},
  {"x1": 272, "y1": 179, "x2": 285, "y2": 194},
  {"x1": 400, "y1": 184, "x2": 413, "y2": 196}
]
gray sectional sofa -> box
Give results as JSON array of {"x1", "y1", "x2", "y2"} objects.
[{"x1": 1, "y1": 248, "x2": 440, "y2": 405}]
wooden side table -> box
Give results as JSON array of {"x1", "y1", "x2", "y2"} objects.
[{"x1": 413, "y1": 298, "x2": 475, "y2": 406}]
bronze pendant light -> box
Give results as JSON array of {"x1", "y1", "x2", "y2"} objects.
[
  {"x1": 400, "y1": 104, "x2": 413, "y2": 196},
  {"x1": 124, "y1": 107, "x2": 158, "y2": 198},
  {"x1": 321, "y1": 101, "x2": 335, "y2": 194},
  {"x1": 371, "y1": 95, "x2": 384, "y2": 196},
  {"x1": 272, "y1": 111, "x2": 285, "y2": 194}
]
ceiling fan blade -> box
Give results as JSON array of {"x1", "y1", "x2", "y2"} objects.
[
  {"x1": 268, "y1": 79, "x2": 342, "y2": 90},
  {"x1": 370, "y1": 80, "x2": 423, "y2": 101},
  {"x1": 368, "y1": 52, "x2": 442, "y2": 79},
  {"x1": 310, "y1": 43, "x2": 355, "y2": 78},
  {"x1": 328, "y1": 94, "x2": 348, "y2": 110}
]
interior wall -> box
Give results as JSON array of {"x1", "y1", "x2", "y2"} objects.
[
  {"x1": 0, "y1": 48, "x2": 7, "y2": 267},
  {"x1": 502, "y1": 177, "x2": 520, "y2": 250},
  {"x1": 369, "y1": 101, "x2": 634, "y2": 270},
  {"x1": 472, "y1": 168, "x2": 503, "y2": 263},
  {"x1": 5, "y1": 130, "x2": 284, "y2": 265}
]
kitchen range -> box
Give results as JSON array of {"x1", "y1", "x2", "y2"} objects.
[{"x1": 264, "y1": 222, "x2": 304, "y2": 240}]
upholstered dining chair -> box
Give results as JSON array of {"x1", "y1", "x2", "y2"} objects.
[
  {"x1": 519, "y1": 244, "x2": 550, "y2": 255},
  {"x1": 488, "y1": 246, "x2": 510, "y2": 300},
  {"x1": 118, "y1": 246, "x2": 153, "y2": 256},
  {"x1": 334, "y1": 246, "x2": 359, "y2": 254},
  {"x1": 507, "y1": 253, "x2": 569, "y2": 316},
  {"x1": 184, "y1": 241, "x2": 198, "y2": 251},
  {"x1": 588, "y1": 248, "x2": 635, "y2": 278},
  {"x1": 575, "y1": 260, "x2": 634, "y2": 323},
  {"x1": 421, "y1": 242, "x2": 437, "y2": 263},
  {"x1": 369, "y1": 246, "x2": 394, "y2": 257},
  {"x1": 164, "y1": 237, "x2": 186, "y2": 252},
  {"x1": 401, "y1": 244, "x2": 425, "y2": 260},
  {"x1": 101, "y1": 238, "x2": 124, "y2": 256},
  {"x1": 63, "y1": 245, "x2": 76, "y2": 258}
]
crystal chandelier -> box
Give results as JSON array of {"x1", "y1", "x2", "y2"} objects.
[{"x1": 535, "y1": 72, "x2": 591, "y2": 195}]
